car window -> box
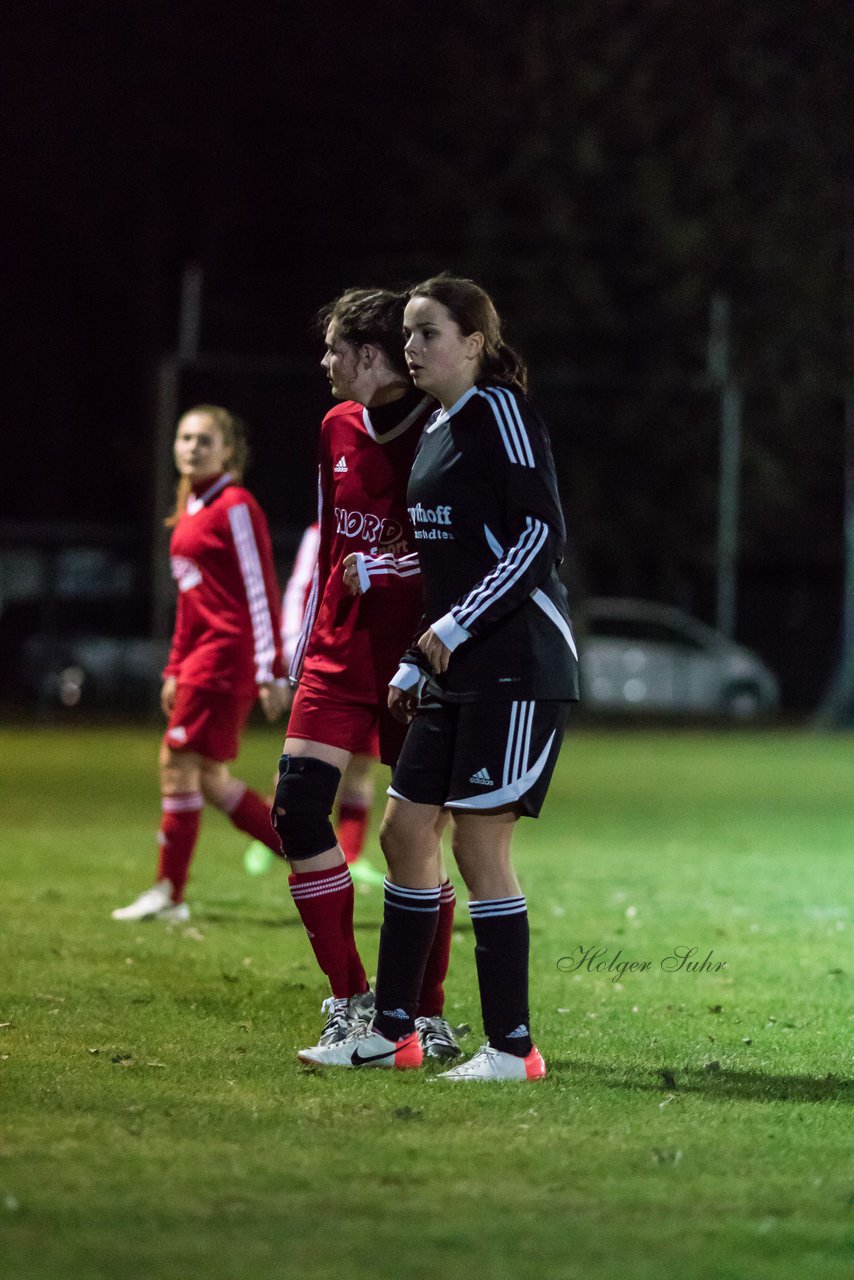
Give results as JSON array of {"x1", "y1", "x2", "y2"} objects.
[{"x1": 587, "y1": 617, "x2": 706, "y2": 650}]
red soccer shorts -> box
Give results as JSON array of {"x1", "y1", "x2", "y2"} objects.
[
  {"x1": 286, "y1": 677, "x2": 404, "y2": 765},
  {"x1": 163, "y1": 683, "x2": 256, "y2": 762}
]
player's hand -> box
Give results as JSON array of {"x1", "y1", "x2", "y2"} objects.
[
  {"x1": 160, "y1": 676, "x2": 177, "y2": 717},
  {"x1": 418, "y1": 627, "x2": 451, "y2": 674},
  {"x1": 258, "y1": 682, "x2": 289, "y2": 722},
  {"x1": 388, "y1": 685, "x2": 418, "y2": 724},
  {"x1": 342, "y1": 553, "x2": 364, "y2": 596}
]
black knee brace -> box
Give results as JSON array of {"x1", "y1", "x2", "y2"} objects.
[{"x1": 271, "y1": 755, "x2": 341, "y2": 860}]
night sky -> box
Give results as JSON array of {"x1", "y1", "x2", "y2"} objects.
[{"x1": 1, "y1": 0, "x2": 849, "y2": 706}]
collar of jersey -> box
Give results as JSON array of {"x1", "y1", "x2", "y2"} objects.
[
  {"x1": 362, "y1": 394, "x2": 432, "y2": 444},
  {"x1": 187, "y1": 472, "x2": 232, "y2": 514},
  {"x1": 426, "y1": 385, "x2": 479, "y2": 432}
]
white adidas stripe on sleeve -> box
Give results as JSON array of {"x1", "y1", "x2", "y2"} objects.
[{"x1": 229, "y1": 503, "x2": 277, "y2": 685}]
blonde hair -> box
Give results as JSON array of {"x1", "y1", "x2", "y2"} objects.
[{"x1": 165, "y1": 405, "x2": 250, "y2": 527}]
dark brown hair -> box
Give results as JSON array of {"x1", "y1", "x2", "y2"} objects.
[
  {"x1": 407, "y1": 275, "x2": 527, "y2": 394},
  {"x1": 165, "y1": 404, "x2": 249, "y2": 527},
  {"x1": 316, "y1": 288, "x2": 408, "y2": 378}
]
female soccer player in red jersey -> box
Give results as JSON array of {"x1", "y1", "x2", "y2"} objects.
[
  {"x1": 112, "y1": 405, "x2": 287, "y2": 922},
  {"x1": 300, "y1": 277, "x2": 579, "y2": 1080},
  {"x1": 273, "y1": 289, "x2": 461, "y2": 1060},
  {"x1": 278, "y1": 522, "x2": 380, "y2": 875}
]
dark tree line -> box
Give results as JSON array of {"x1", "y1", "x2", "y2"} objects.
[{"x1": 2, "y1": 1, "x2": 848, "y2": 646}]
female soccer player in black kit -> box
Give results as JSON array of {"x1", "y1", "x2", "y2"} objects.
[{"x1": 301, "y1": 276, "x2": 579, "y2": 1080}]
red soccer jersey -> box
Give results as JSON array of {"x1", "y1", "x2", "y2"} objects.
[
  {"x1": 281, "y1": 522, "x2": 320, "y2": 673},
  {"x1": 164, "y1": 473, "x2": 284, "y2": 696},
  {"x1": 291, "y1": 394, "x2": 432, "y2": 704}
]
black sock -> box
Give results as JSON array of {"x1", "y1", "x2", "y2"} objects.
[
  {"x1": 373, "y1": 879, "x2": 440, "y2": 1041},
  {"x1": 469, "y1": 896, "x2": 533, "y2": 1057}
]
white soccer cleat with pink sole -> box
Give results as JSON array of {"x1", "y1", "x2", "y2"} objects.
[{"x1": 436, "y1": 1044, "x2": 547, "y2": 1081}]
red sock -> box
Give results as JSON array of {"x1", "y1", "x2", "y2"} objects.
[
  {"x1": 416, "y1": 879, "x2": 456, "y2": 1017},
  {"x1": 336, "y1": 799, "x2": 370, "y2": 864},
  {"x1": 156, "y1": 792, "x2": 203, "y2": 902},
  {"x1": 224, "y1": 783, "x2": 280, "y2": 854},
  {"x1": 289, "y1": 864, "x2": 368, "y2": 998}
]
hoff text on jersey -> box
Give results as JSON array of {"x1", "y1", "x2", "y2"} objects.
[{"x1": 408, "y1": 503, "x2": 454, "y2": 540}]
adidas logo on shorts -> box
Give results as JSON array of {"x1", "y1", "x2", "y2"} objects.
[
  {"x1": 334, "y1": 455, "x2": 348, "y2": 474},
  {"x1": 167, "y1": 726, "x2": 188, "y2": 743},
  {"x1": 469, "y1": 767, "x2": 493, "y2": 786}
]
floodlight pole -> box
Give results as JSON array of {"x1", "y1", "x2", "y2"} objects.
[
  {"x1": 815, "y1": 387, "x2": 854, "y2": 725},
  {"x1": 151, "y1": 355, "x2": 180, "y2": 641},
  {"x1": 150, "y1": 265, "x2": 204, "y2": 640},
  {"x1": 178, "y1": 263, "x2": 203, "y2": 359},
  {"x1": 708, "y1": 294, "x2": 742, "y2": 639},
  {"x1": 815, "y1": 216, "x2": 854, "y2": 726}
]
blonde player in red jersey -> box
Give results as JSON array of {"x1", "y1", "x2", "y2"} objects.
[
  {"x1": 273, "y1": 289, "x2": 461, "y2": 1060},
  {"x1": 112, "y1": 405, "x2": 287, "y2": 922}
]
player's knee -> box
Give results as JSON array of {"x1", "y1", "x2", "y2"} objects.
[
  {"x1": 198, "y1": 772, "x2": 220, "y2": 805},
  {"x1": 379, "y1": 814, "x2": 403, "y2": 865},
  {"x1": 380, "y1": 807, "x2": 430, "y2": 877},
  {"x1": 272, "y1": 755, "x2": 341, "y2": 859},
  {"x1": 449, "y1": 832, "x2": 479, "y2": 884},
  {"x1": 198, "y1": 764, "x2": 235, "y2": 809},
  {"x1": 159, "y1": 744, "x2": 198, "y2": 793},
  {"x1": 341, "y1": 753, "x2": 374, "y2": 799}
]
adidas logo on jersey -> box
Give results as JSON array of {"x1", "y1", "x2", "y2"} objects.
[
  {"x1": 170, "y1": 555, "x2": 202, "y2": 593},
  {"x1": 334, "y1": 456, "x2": 348, "y2": 473},
  {"x1": 469, "y1": 767, "x2": 493, "y2": 786}
]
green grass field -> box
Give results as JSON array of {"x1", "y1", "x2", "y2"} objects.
[{"x1": 2, "y1": 725, "x2": 852, "y2": 1280}]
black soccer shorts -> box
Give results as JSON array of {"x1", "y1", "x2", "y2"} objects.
[{"x1": 388, "y1": 697, "x2": 571, "y2": 817}]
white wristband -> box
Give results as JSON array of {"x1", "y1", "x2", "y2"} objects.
[
  {"x1": 431, "y1": 611, "x2": 471, "y2": 652},
  {"x1": 390, "y1": 663, "x2": 425, "y2": 694},
  {"x1": 354, "y1": 553, "x2": 371, "y2": 594}
]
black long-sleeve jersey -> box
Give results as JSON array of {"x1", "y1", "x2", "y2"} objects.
[{"x1": 397, "y1": 382, "x2": 580, "y2": 703}]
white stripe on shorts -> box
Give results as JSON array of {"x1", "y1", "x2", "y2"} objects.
[{"x1": 447, "y1": 731, "x2": 556, "y2": 811}]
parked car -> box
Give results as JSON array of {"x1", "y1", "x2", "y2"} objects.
[
  {"x1": 577, "y1": 598, "x2": 779, "y2": 717},
  {"x1": 20, "y1": 633, "x2": 170, "y2": 708}
]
